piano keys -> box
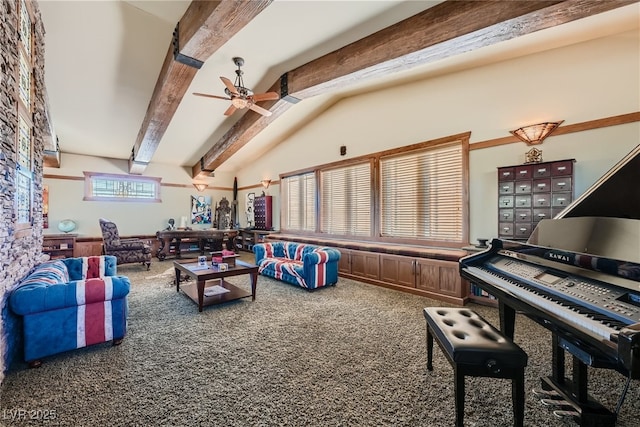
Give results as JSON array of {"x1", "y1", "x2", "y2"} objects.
[{"x1": 461, "y1": 144, "x2": 640, "y2": 427}]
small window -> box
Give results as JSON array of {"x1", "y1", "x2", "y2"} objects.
[{"x1": 84, "y1": 172, "x2": 161, "y2": 202}]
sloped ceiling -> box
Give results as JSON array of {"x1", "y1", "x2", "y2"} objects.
[{"x1": 39, "y1": 0, "x2": 639, "y2": 175}]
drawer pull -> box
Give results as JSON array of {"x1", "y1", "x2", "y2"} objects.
[
  {"x1": 537, "y1": 183, "x2": 546, "y2": 188},
  {"x1": 519, "y1": 170, "x2": 527, "y2": 174},
  {"x1": 519, "y1": 214, "x2": 527, "y2": 219},
  {"x1": 503, "y1": 172, "x2": 511, "y2": 177},
  {"x1": 537, "y1": 213, "x2": 546, "y2": 218},
  {"x1": 537, "y1": 168, "x2": 547, "y2": 173},
  {"x1": 519, "y1": 228, "x2": 527, "y2": 232},
  {"x1": 537, "y1": 198, "x2": 546, "y2": 204},
  {"x1": 503, "y1": 227, "x2": 511, "y2": 231},
  {"x1": 502, "y1": 185, "x2": 510, "y2": 190},
  {"x1": 556, "y1": 182, "x2": 566, "y2": 186},
  {"x1": 557, "y1": 166, "x2": 566, "y2": 171},
  {"x1": 503, "y1": 213, "x2": 510, "y2": 218}
]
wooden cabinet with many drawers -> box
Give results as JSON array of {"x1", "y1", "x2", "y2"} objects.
[
  {"x1": 498, "y1": 159, "x2": 575, "y2": 240},
  {"x1": 254, "y1": 195, "x2": 273, "y2": 230}
]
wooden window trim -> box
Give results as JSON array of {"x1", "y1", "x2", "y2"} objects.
[{"x1": 279, "y1": 132, "x2": 470, "y2": 248}]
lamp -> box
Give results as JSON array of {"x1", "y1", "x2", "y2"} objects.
[
  {"x1": 510, "y1": 121, "x2": 564, "y2": 145},
  {"x1": 261, "y1": 179, "x2": 271, "y2": 189},
  {"x1": 193, "y1": 183, "x2": 208, "y2": 192}
]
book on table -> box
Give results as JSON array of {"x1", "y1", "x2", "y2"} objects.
[{"x1": 204, "y1": 285, "x2": 230, "y2": 297}]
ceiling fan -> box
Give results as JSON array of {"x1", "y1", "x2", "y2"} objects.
[{"x1": 193, "y1": 57, "x2": 279, "y2": 117}]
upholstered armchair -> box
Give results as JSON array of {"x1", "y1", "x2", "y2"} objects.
[{"x1": 99, "y1": 218, "x2": 151, "y2": 270}]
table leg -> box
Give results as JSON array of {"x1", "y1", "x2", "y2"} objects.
[
  {"x1": 175, "y1": 268, "x2": 181, "y2": 292},
  {"x1": 249, "y1": 271, "x2": 258, "y2": 300},
  {"x1": 197, "y1": 279, "x2": 205, "y2": 312}
]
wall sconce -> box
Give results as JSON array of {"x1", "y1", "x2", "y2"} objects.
[
  {"x1": 193, "y1": 183, "x2": 208, "y2": 192},
  {"x1": 510, "y1": 120, "x2": 564, "y2": 145},
  {"x1": 261, "y1": 179, "x2": 271, "y2": 189}
]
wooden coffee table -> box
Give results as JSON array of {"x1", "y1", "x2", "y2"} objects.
[{"x1": 174, "y1": 260, "x2": 259, "y2": 312}]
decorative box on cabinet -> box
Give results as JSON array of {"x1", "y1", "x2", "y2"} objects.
[
  {"x1": 42, "y1": 234, "x2": 77, "y2": 259},
  {"x1": 254, "y1": 195, "x2": 273, "y2": 230},
  {"x1": 498, "y1": 159, "x2": 575, "y2": 240}
]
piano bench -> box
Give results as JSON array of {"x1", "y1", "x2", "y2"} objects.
[{"x1": 424, "y1": 307, "x2": 528, "y2": 427}]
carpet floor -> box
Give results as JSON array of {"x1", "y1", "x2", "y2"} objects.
[{"x1": 0, "y1": 257, "x2": 638, "y2": 426}]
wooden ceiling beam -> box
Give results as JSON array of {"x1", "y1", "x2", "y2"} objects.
[
  {"x1": 129, "y1": 0, "x2": 273, "y2": 175},
  {"x1": 193, "y1": 0, "x2": 634, "y2": 177}
]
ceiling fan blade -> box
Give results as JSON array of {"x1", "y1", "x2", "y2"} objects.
[
  {"x1": 193, "y1": 92, "x2": 231, "y2": 101},
  {"x1": 248, "y1": 102, "x2": 272, "y2": 117},
  {"x1": 223, "y1": 104, "x2": 237, "y2": 116},
  {"x1": 220, "y1": 76, "x2": 239, "y2": 96},
  {"x1": 251, "y1": 92, "x2": 280, "y2": 102}
]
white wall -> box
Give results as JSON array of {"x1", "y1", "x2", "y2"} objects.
[
  {"x1": 234, "y1": 30, "x2": 640, "y2": 245},
  {"x1": 44, "y1": 154, "x2": 236, "y2": 237},
  {"x1": 45, "y1": 30, "x2": 640, "y2": 244}
]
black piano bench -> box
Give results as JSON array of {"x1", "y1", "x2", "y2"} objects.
[{"x1": 423, "y1": 307, "x2": 528, "y2": 427}]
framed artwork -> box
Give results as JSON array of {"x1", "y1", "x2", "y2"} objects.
[
  {"x1": 191, "y1": 195, "x2": 211, "y2": 224},
  {"x1": 246, "y1": 192, "x2": 255, "y2": 227}
]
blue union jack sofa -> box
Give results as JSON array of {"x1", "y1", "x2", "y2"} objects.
[
  {"x1": 253, "y1": 241, "x2": 340, "y2": 289},
  {"x1": 8, "y1": 255, "x2": 130, "y2": 367}
]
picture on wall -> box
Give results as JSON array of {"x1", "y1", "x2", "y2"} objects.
[
  {"x1": 191, "y1": 195, "x2": 212, "y2": 224},
  {"x1": 246, "y1": 192, "x2": 255, "y2": 227}
]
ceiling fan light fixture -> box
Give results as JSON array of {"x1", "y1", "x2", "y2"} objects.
[
  {"x1": 196, "y1": 57, "x2": 279, "y2": 117},
  {"x1": 510, "y1": 121, "x2": 564, "y2": 145},
  {"x1": 232, "y1": 98, "x2": 248, "y2": 109}
]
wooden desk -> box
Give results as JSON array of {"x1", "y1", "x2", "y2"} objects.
[{"x1": 156, "y1": 229, "x2": 238, "y2": 260}]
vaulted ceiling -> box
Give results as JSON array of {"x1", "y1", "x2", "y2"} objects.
[{"x1": 40, "y1": 0, "x2": 639, "y2": 177}]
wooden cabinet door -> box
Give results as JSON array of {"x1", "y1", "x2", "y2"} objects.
[
  {"x1": 416, "y1": 258, "x2": 464, "y2": 298},
  {"x1": 379, "y1": 254, "x2": 415, "y2": 288},
  {"x1": 350, "y1": 251, "x2": 379, "y2": 280},
  {"x1": 74, "y1": 241, "x2": 103, "y2": 257},
  {"x1": 338, "y1": 249, "x2": 351, "y2": 274}
]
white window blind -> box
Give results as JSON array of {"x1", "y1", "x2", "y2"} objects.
[
  {"x1": 320, "y1": 162, "x2": 371, "y2": 236},
  {"x1": 380, "y1": 141, "x2": 463, "y2": 242},
  {"x1": 282, "y1": 172, "x2": 316, "y2": 231}
]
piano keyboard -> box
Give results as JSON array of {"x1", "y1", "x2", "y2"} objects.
[{"x1": 463, "y1": 265, "x2": 627, "y2": 343}]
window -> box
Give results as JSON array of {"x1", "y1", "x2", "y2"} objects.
[
  {"x1": 380, "y1": 140, "x2": 464, "y2": 242},
  {"x1": 279, "y1": 133, "x2": 469, "y2": 246},
  {"x1": 84, "y1": 172, "x2": 161, "y2": 202},
  {"x1": 281, "y1": 172, "x2": 316, "y2": 231},
  {"x1": 14, "y1": 0, "x2": 34, "y2": 233},
  {"x1": 320, "y1": 162, "x2": 372, "y2": 236}
]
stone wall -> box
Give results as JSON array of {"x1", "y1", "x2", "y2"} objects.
[{"x1": 0, "y1": 0, "x2": 47, "y2": 383}]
